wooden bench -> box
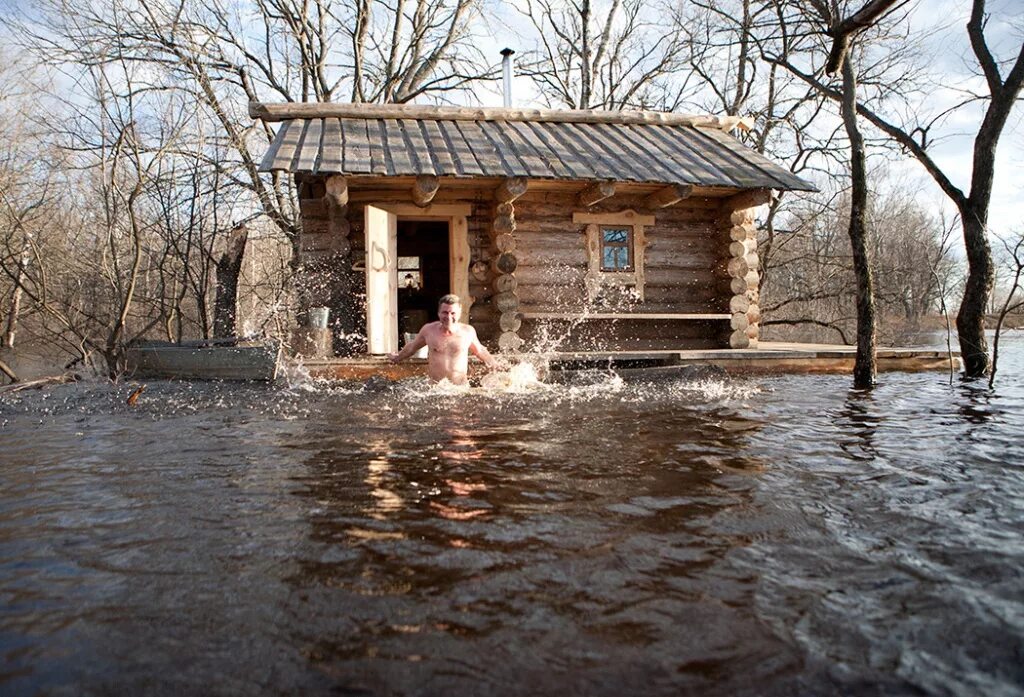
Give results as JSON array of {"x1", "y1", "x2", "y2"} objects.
[{"x1": 520, "y1": 312, "x2": 730, "y2": 320}]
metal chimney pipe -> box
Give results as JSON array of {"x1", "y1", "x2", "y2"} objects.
[{"x1": 500, "y1": 48, "x2": 515, "y2": 108}]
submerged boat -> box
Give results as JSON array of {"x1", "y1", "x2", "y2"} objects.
[{"x1": 125, "y1": 338, "x2": 282, "y2": 381}]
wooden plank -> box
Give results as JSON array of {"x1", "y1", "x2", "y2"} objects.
[
  {"x1": 670, "y1": 127, "x2": 759, "y2": 188},
  {"x1": 609, "y1": 124, "x2": 684, "y2": 183},
  {"x1": 401, "y1": 118, "x2": 435, "y2": 175},
  {"x1": 260, "y1": 119, "x2": 291, "y2": 171},
  {"x1": 698, "y1": 127, "x2": 810, "y2": 190},
  {"x1": 438, "y1": 120, "x2": 484, "y2": 176},
  {"x1": 496, "y1": 121, "x2": 550, "y2": 177},
  {"x1": 294, "y1": 118, "x2": 321, "y2": 172},
  {"x1": 521, "y1": 312, "x2": 730, "y2": 320},
  {"x1": 450, "y1": 214, "x2": 471, "y2": 316},
  {"x1": 478, "y1": 120, "x2": 524, "y2": 175},
  {"x1": 455, "y1": 121, "x2": 504, "y2": 174},
  {"x1": 320, "y1": 118, "x2": 344, "y2": 173},
  {"x1": 530, "y1": 122, "x2": 599, "y2": 178},
  {"x1": 580, "y1": 122, "x2": 653, "y2": 182},
  {"x1": 364, "y1": 205, "x2": 398, "y2": 354},
  {"x1": 421, "y1": 120, "x2": 456, "y2": 175},
  {"x1": 375, "y1": 203, "x2": 473, "y2": 218},
  {"x1": 630, "y1": 124, "x2": 736, "y2": 187},
  {"x1": 573, "y1": 210, "x2": 655, "y2": 226},
  {"x1": 366, "y1": 120, "x2": 389, "y2": 175},
  {"x1": 270, "y1": 120, "x2": 305, "y2": 171},
  {"x1": 340, "y1": 118, "x2": 372, "y2": 173},
  {"x1": 383, "y1": 118, "x2": 414, "y2": 174},
  {"x1": 507, "y1": 121, "x2": 573, "y2": 178}
]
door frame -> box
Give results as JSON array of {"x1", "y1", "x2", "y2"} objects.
[{"x1": 364, "y1": 203, "x2": 472, "y2": 354}]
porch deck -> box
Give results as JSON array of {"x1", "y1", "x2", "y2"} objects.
[{"x1": 294, "y1": 342, "x2": 960, "y2": 381}]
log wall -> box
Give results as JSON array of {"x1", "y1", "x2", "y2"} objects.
[{"x1": 295, "y1": 177, "x2": 758, "y2": 356}]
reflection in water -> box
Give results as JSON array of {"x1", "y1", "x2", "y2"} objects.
[
  {"x1": 2, "y1": 340, "x2": 1024, "y2": 696},
  {"x1": 365, "y1": 441, "x2": 404, "y2": 521},
  {"x1": 837, "y1": 389, "x2": 881, "y2": 461}
]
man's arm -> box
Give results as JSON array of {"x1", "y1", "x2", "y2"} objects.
[
  {"x1": 388, "y1": 330, "x2": 427, "y2": 363},
  {"x1": 468, "y1": 327, "x2": 501, "y2": 370}
]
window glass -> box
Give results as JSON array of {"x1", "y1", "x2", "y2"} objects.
[
  {"x1": 601, "y1": 227, "x2": 632, "y2": 271},
  {"x1": 398, "y1": 256, "x2": 422, "y2": 289}
]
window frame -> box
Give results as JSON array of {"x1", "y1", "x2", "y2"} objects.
[
  {"x1": 599, "y1": 225, "x2": 634, "y2": 272},
  {"x1": 574, "y1": 209, "x2": 655, "y2": 302}
]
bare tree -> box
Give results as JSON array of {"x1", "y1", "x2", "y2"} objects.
[
  {"x1": 762, "y1": 0, "x2": 1024, "y2": 378},
  {"x1": 516, "y1": 0, "x2": 690, "y2": 109},
  {"x1": 0, "y1": 54, "x2": 189, "y2": 377},
  {"x1": 8, "y1": 0, "x2": 492, "y2": 246},
  {"x1": 989, "y1": 230, "x2": 1024, "y2": 387},
  {"x1": 761, "y1": 177, "x2": 955, "y2": 346}
]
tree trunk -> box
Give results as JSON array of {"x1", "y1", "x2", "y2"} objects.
[
  {"x1": 214, "y1": 224, "x2": 249, "y2": 338},
  {"x1": 3, "y1": 284, "x2": 23, "y2": 349},
  {"x1": 0, "y1": 356, "x2": 18, "y2": 384},
  {"x1": 956, "y1": 212, "x2": 993, "y2": 376},
  {"x1": 3, "y1": 252, "x2": 29, "y2": 349},
  {"x1": 841, "y1": 57, "x2": 876, "y2": 388}
]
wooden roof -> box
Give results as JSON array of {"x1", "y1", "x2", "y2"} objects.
[{"x1": 251, "y1": 102, "x2": 815, "y2": 192}]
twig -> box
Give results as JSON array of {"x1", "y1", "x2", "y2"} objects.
[{"x1": 0, "y1": 373, "x2": 78, "y2": 394}]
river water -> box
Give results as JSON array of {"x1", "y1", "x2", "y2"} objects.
[{"x1": 1, "y1": 336, "x2": 1023, "y2": 696}]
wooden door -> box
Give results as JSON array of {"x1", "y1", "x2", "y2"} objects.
[{"x1": 364, "y1": 205, "x2": 398, "y2": 354}]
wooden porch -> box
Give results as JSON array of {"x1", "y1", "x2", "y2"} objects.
[{"x1": 294, "y1": 342, "x2": 960, "y2": 381}]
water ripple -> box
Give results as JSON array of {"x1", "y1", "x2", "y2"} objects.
[{"x1": 2, "y1": 337, "x2": 1024, "y2": 695}]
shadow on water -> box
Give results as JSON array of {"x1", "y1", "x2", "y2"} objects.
[{"x1": 2, "y1": 343, "x2": 1024, "y2": 695}]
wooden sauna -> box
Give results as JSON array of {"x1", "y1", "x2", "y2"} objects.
[{"x1": 249, "y1": 102, "x2": 814, "y2": 358}]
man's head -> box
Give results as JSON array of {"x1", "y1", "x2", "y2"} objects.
[{"x1": 437, "y1": 294, "x2": 462, "y2": 328}]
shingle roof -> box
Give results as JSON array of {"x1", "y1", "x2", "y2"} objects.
[{"x1": 251, "y1": 102, "x2": 815, "y2": 192}]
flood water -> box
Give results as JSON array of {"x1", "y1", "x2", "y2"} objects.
[{"x1": 2, "y1": 336, "x2": 1023, "y2": 696}]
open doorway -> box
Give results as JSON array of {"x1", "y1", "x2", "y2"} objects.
[{"x1": 397, "y1": 220, "x2": 450, "y2": 346}]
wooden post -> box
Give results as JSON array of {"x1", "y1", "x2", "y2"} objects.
[
  {"x1": 412, "y1": 175, "x2": 439, "y2": 207},
  {"x1": 720, "y1": 189, "x2": 770, "y2": 349}
]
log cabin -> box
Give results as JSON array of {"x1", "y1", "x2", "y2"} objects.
[{"x1": 249, "y1": 102, "x2": 816, "y2": 360}]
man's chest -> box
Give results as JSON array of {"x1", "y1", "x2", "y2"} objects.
[{"x1": 430, "y1": 332, "x2": 467, "y2": 356}]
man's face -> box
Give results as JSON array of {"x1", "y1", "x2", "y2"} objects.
[{"x1": 438, "y1": 302, "x2": 461, "y2": 328}]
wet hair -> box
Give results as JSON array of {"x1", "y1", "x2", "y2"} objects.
[{"x1": 438, "y1": 293, "x2": 461, "y2": 308}]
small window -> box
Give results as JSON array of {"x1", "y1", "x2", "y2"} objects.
[
  {"x1": 601, "y1": 226, "x2": 633, "y2": 271},
  {"x1": 398, "y1": 256, "x2": 422, "y2": 289},
  {"x1": 575, "y1": 210, "x2": 654, "y2": 303}
]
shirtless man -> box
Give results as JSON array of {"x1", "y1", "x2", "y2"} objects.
[{"x1": 388, "y1": 294, "x2": 500, "y2": 384}]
